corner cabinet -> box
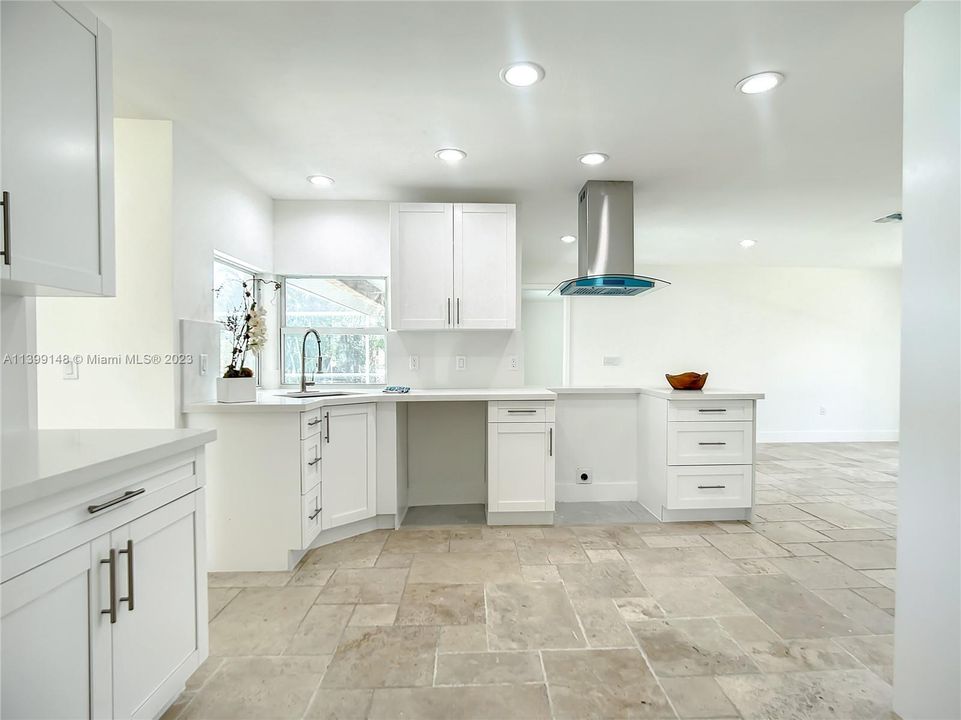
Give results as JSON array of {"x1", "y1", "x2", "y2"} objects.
[
  {"x1": 0, "y1": 1, "x2": 115, "y2": 296},
  {"x1": 1, "y1": 442, "x2": 210, "y2": 719},
  {"x1": 486, "y1": 400, "x2": 555, "y2": 525},
  {"x1": 390, "y1": 203, "x2": 516, "y2": 330},
  {"x1": 322, "y1": 403, "x2": 377, "y2": 529}
]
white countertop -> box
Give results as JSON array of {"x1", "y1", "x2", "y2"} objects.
[
  {"x1": 1, "y1": 428, "x2": 217, "y2": 511},
  {"x1": 184, "y1": 387, "x2": 557, "y2": 413},
  {"x1": 637, "y1": 387, "x2": 765, "y2": 401},
  {"x1": 550, "y1": 386, "x2": 645, "y2": 394}
]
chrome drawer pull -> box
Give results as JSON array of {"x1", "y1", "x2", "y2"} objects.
[
  {"x1": 308, "y1": 457, "x2": 320, "y2": 466},
  {"x1": 308, "y1": 507, "x2": 321, "y2": 520},
  {"x1": 307, "y1": 418, "x2": 321, "y2": 426},
  {"x1": 507, "y1": 409, "x2": 537, "y2": 414},
  {"x1": 88, "y1": 488, "x2": 146, "y2": 514},
  {"x1": 698, "y1": 485, "x2": 727, "y2": 489},
  {"x1": 698, "y1": 442, "x2": 727, "y2": 446},
  {"x1": 698, "y1": 408, "x2": 727, "y2": 413}
]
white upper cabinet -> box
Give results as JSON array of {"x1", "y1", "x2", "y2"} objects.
[
  {"x1": 1, "y1": 1, "x2": 115, "y2": 296},
  {"x1": 390, "y1": 203, "x2": 516, "y2": 330}
]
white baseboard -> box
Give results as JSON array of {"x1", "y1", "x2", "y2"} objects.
[
  {"x1": 556, "y1": 482, "x2": 638, "y2": 503},
  {"x1": 757, "y1": 431, "x2": 899, "y2": 443}
]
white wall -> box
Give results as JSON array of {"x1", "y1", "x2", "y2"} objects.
[
  {"x1": 895, "y1": 3, "x2": 961, "y2": 717},
  {"x1": 273, "y1": 199, "x2": 524, "y2": 390},
  {"x1": 522, "y1": 291, "x2": 564, "y2": 387},
  {"x1": 1, "y1": 296, "x2": 37, "y2": 431},
  {"x1": 564, "y1": 265, "x2": 901, "y2": 442},
  {"x1": 35, "y1": 120, "x2": 177, "y2": 428}
]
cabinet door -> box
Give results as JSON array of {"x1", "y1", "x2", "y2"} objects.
[
  {"x1": 453, "y1": 204, "x2": 516, "y2": 329},
  {"x1": 111, "y1": 493, "x2": 205, "y2": 720},
  {"x1": 0, "y1": 1, "x2": 114, "y2": 296},
  {"x1": 389, "y1": 203, "x2": 454, "y2": 329},
  {"x1": 488, "y1": 422, "x2": 554, "y2": 512},
  {"x1": 1, "y1": 539, "x2": 112, "y2": 719},
  {"x1": 322, "y1": 403, "x2": 377, "y2": 529}
]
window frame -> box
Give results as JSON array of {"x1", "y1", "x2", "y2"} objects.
[
  {"x1": 279, "y1": 275, "x2": 389, "y2": 388},
  {"x1": 213, "y1": 254, "x2": 262, "y2": 386}
]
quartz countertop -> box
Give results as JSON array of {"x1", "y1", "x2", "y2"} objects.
[
  {"x1": 638, "y1": 387, "x2": 765, "y2": 401},
  {"x1": 184, "y1": 387, "x2": 557, "y2": 413},
  {"x1": 1, "y1": 428, "x2": 217, "y2": 511}
]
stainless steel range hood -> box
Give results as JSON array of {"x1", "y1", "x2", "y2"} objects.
[{"x1": 552, "y1": 180, "x2": 669, "y2": 296}]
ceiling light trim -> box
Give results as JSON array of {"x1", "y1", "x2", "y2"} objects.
[{"x1": 735, "y1": 71, "x2": 784, "y2": 94}]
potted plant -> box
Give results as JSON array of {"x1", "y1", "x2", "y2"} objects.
[{"x1": 215, "y1": 278, "x2": 280, "y2": 403}]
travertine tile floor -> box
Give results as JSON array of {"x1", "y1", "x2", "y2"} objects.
[{"x1": 165, "y1": 442, "x2": 899, "y2": 720}]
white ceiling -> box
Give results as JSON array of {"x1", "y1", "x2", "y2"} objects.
[{"x1": 92, "y1": 1, "x2": 909, "y2": 272}]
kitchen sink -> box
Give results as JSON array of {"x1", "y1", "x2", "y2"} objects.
[{"x1": 282, "y1": 391, "x2": 359, "y2": 398}]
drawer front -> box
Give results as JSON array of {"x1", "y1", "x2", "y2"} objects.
[
  {"x1": 489, "y1": 401, "x2": 555, "y2": 423},
  {"x1": 667, "y1": 421, "x2": 753, "y2": 465},
  {"x1": 301, "y1": 435, "x2": 322, "y2": 493},
  {"x1": 301, "y1": 410, "x2": 323, "y2": 439},
  {"x1": 301, "y1": 484, "x2": 322, "y2": 548},
  {"x1": 668, "y1": 399, "x2": 753, "y2": 422},
  {"x1": 667, "y1": 465, "x2": 753, "y2": 509}
]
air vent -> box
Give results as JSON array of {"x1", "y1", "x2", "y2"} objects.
[{"x1": 873, "y1": 212, "x2": 902, "y2": 224}]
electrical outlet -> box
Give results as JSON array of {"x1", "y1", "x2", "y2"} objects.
[
  {"x1": 602, "y1": 356, "x2": 622, "y2": 367},
  {"x1": 509, "y1": 355, "x2": 519, "y2": 371},
  {"x1": 455, "y1": 355, "x2": 467, "y2": 371},
  {"x1": 409, "y1": 355, "x2": 420, "y2": 371},
  {"x1": 819, "y1": 405, "x2": 827, "y2": 416},
  {"x1": 63, "y1": 360, "x2": 79, "y2": 380},
  {"x1": 199, "y1": 353, "x2": 208, "y2": 376},
  {"x1": 576, "y1": 467, "x2": 593, "y2": 484}
]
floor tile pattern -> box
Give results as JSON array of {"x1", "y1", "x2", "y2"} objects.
[{"x1": 166, "y1": 442, "x2": 898, "y2": 719}]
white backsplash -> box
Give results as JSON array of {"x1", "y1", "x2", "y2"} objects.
[{"x1": 386, "y1": 330, "x2": 525, "y2": 389}]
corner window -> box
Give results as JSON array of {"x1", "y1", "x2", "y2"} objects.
[
  {"x1": 213, "y1": 258, "x2": 259, "y2": 379},
  {"x1": 281, "y1": 277, "x2": 387, "y2": 385}
]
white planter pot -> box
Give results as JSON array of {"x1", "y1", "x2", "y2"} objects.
[{"x1": 217, "y1": 376, "x2": 256, "y2": 403}]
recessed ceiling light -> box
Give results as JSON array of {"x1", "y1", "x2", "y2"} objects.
[
  {"x1": 307, "y1": 175, "x2": 334, "y2": 187},
  {"x1": 560, "y1": 235, "x2": 577, "y2": 244},
  {"x1": 735, "y1": 71, "x2": 784, "y2": 94},
  {"x1": 739, "y1": 239, "x2": 757, "y2": 248},
  {"x1": 435, "y1": 148, "x2": 467, "y2": 163},
  {"x1": 500, "y1": 61, "x2": 545, "y2": 87},
  {"x1": 578, "y1": 152, "x2": 609, "y2": 166}
]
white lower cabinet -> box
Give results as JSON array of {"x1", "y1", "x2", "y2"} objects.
[
  {"x1": 486, "y1": 400, "x2": 555, "y2": 523},
  {"x1": 1, "y1": 449, "x2": 208, "y2": 720},
  {"x1": 322, "y1": 403, "x2": 377, "y2": 530}
]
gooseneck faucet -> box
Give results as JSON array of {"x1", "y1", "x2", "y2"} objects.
[{"x1": 300, "y1": 329, "x2": 322, "y2": 393}]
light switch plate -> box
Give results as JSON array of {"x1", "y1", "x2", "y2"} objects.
[
  {"x1": 199, "y1": 353, "x2": 208, "y2": 376},
  {"x1": 455, "y1": 355, "x2": 467, "y2": 371},
  {"x1": 63, "y1": 360, "x2": 79, "y2": 380},
  {"x1": 602, "y1": 356, "x2": 622, "y2": 366}
]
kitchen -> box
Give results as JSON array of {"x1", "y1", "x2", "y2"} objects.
[{"x1": 1, "y1": 2, "x2": 958, "y2": 720}]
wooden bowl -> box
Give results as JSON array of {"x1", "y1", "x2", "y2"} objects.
[{"x1": 665, "y1": 372, "x2": 708, "y2": 390}]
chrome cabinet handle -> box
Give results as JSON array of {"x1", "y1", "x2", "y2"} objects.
[
  {"x1": 88, "y1": 488, "x2": 145, "y2": 514},
  {"x1": 447, "y1": 298, "x2": 451, "y2": 325},
  {"x1": 118, "y1": 540, "x2": 134, "y2": 611},
  {"x1": 101, "y1": 549, "x2": 117, "y2": 624},
  {"x1": 698, "y1": 408, "x2": 727, "y2": 413},
  {"x1": 308, "y1": 456, "x2": 320, "y2": 466},
  {"x1": 549, "y1": 427, "x2": 553, "y2": 457},
  {"x1": 1, "y1": 191, "x2": 9, "y2": 265},
  {"x1": 698, "y1": 442, "x2": 727, "y2": 446},
  {"x1": 456, "y1": 298, "x2": 460, "y2": 325},
  {"x1": 324, "y1": 412, "x2": 330, "y2": 443},
  {"x1": 308, "y1": 507, "x2": 321, "y2": 520},
  {"x1": 507, "y1": 409, "x2": 537, "y2": 414},
  {"x1": 697, "y1": 485, "x2": 727, "y2": 489},
  {"x1": 307, "y1": 418, "x2": 321, "y2": 426}
]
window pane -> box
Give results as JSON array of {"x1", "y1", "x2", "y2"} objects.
[
  {"x1": 285, "y1": 277, "x2": 386, "y2": 329},
  {"x1": 283, "y1": 332, "x2": 386, "y2": 385},
  {"x1": 214, "y1": 261, "x2": 257, "y2": 376}
]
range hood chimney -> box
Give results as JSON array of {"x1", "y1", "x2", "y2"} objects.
[{"x1": 552, "y1": 180, "x2": 669, "y2": 296}]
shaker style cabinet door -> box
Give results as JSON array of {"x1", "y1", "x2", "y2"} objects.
[
  {"x1": 488, "y1": 422, "x2": 555, "y2": 512},
  {"x1": 389, "y1": 203, "x2": 454, "y2": 329},
  {"x1": 0, "y1": 1, "x2": 114, "y2": 296},
  {"x1": 1, "y1": 540, "x2": 112, "y2": 719},
  {"x1": 322, "y1": 403, "x2": 377, "y2": 529},
  {"x1": 453, "y1": 204, "x2": 516, "y2": 329},
  {"x1": 110, "y1": 494, "x2": 204, "y2": 720}
]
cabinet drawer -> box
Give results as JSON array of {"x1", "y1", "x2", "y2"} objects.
[
  {"x1": 667, "y1": 421, "x2": 753, "y2": 465},
  {"x1": 301, "y1": 485, "x2": 322, "y2": 549},
  {"x1": 668, "y1": 399, "x2": 753, "y2": 422},
  {"x1": 489, "y1": 401, "x2": 555, "y2": 423},
  {"x1": 301, "y1": 435, "x2": 322, "y2": 493},
  {"x1": 666, "y1": 466, "x2": 753, "y2": 509},
  {"x1": 301, "y1": 409, "x2": 323, "y2": 439}
]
